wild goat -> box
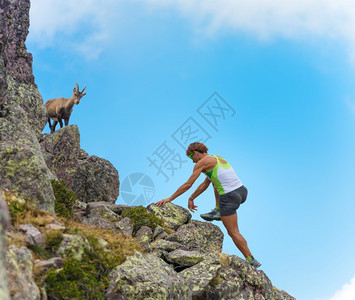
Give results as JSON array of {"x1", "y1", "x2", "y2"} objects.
[{"x1": 44, "y1": 82, "x2": 87, "y2": 133}]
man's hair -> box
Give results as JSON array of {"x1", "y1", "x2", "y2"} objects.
[{"x1": 186, "y1": 142, "x2": 208, "y2": 156}]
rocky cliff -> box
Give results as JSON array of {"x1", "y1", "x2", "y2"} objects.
[{"x1": 0, "y1": 1, "x2": 294, "y2": 299}]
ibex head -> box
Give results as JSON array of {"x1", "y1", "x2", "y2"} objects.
[{"x1": 72, "y1": 82, "x2": 87, "y2": 104}]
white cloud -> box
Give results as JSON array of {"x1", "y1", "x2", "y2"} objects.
[
  {"x1": 142, "y1": 0, "x2": 355, "y2": 61},
  {"x1": 28, "y1": 0, "x2": 119, "y2": 59},
  {"x1": 28, "y1": 0, "x2": 355, "y2": 61},
  {"x1": 329, "y1": 276, "x2": 355, "y2": 300}
]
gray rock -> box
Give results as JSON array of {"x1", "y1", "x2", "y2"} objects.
[
  {"x1": 115, "y1": 217, "x2": 134, "y2": 236},
  {"x1": 0, "y1": 0, "x2": 50, "y2": 223},
  {"x1": 0, "y1": 105, "x2": 55, "y2": 212},
  {"x1": 0, "y1": 194, "x2": 10, "y2": 300},
  {"x1": 82, "y1": 202, "x2": 121, "y2": 230},
  {"x1": 57, "y1": 234, "x2": 90, "y2": 260},
  {"x1": 2, "y1": 0, "x2": 47, "y2": 137},
  {"x1": 6, "y1": 245, "x2": 40, "y2": 300},
  {"x1": 178, "y1": 254, "x2": 221, "y2": 297},
  {"x1": 72, "y1": 155, "x2": 119, "y2": 203},
  {"x1": 84, "y1": 202, "x2": 120, "y2": 222},
  {"x1": 151, "y1": 239, "x2": 189, "y2": 253},
  {"x1": 134, "y1": 225, "x2": 153, "y2": 251},
  {"x1": 147, "y1": 203, "x2": 191, "y2": 230},
  {"x1": 165, "y1": 249, "x2": 203, "y2": 267},
  {"x1": 106, "y1": 251, "x2": 190, "y2": 299},
  {"x1": 155, "y1": 230, "x2": 168, "y2": 240},
  {"x1": 18, "y1": 224, "x2": 45, "y2": 247},
  {"x1": 40, "y1": 125, "x2": 80, "y2": 190},
  {"x1": 152, "y1": 225, "x2": 165, "y2": 239},
  {"x1": 200, "y1": 254, "x2": 296, "y2": 300},
  {"x1": 166, "y1": 220, "x2": 224, "y2": 254}
]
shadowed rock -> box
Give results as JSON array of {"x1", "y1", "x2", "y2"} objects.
[
  {"x1": 40, "y1": 125, "x2": 80, "y2": 189},
  {"x1": 72, "y1": 155, "x2": 119, "y2": 203}
]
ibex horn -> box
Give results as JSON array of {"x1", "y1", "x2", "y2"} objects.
[
  {"x1": 75, "y1": 82, "x2": 79, "y2": 92},
  {"x1": 81, "y1": 85, "x2": 87, "y2": 93}
]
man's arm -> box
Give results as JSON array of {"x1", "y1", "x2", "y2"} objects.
[
  {"x1": 188, "y1": 177, "x2": 211, "y2": 201},
  {"x1": 155, "y1": 162, "x2": 204, "y2": 206},
  {"x1": 187, "y1": 177, "x2": 211, "y2": 212}
]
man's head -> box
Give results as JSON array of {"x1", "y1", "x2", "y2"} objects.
[{"x1": 186, "y1": 142, "x2": 208, "y2": 163}]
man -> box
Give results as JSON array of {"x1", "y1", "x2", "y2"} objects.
[{"x1": 155, "y1": 142, "x2": 261, "y2": 268}]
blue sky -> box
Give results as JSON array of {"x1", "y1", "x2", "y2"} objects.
[{"x1": 27, "y1": 1, "x2": 355, "y2": 299}]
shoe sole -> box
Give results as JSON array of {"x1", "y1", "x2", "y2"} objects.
[{"x1": 200, "y1": 215, "x2": 222, "y2": 221}]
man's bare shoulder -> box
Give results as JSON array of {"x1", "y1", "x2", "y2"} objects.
[{"x1": 197, "y1": 155, "x2": 217, "y2": 170}]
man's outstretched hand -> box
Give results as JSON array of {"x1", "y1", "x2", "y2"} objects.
[
  {"x1": 155, "y1": 198, "x2": 171, "y2": 207},
  {"x1": 188, "y1": 199, "x2": 198, "y2": 212}
]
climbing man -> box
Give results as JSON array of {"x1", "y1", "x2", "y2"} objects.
[{"x1": 155, "y1": 142, "x2": 261, "y2": 268}]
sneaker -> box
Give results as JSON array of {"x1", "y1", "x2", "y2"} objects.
[
  {"x1": 248, "y1": 258, "x2": 261, "y2": 268},
  {"x1": 200, "y1": 209, "x2": 221, "y2": 221}
]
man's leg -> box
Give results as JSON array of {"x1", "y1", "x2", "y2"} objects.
[{"x1": 221, "y1": 213, "x2": 252, "y2": 258}]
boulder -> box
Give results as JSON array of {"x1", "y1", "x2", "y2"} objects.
[
  {"x1": 165, "y1": 249, "x2": 203, "y2": 267},
  {"x1": 106, "y1": 251, "x2": 190, "y2": 299},
  {"x1": 147, "y1": 203, "x2": 191, "y2": 230},
  {"x1": 134, "y1": 225, "x2": 153, "y2": 251},
  {"x1": 82, "y1": 202, "x2": 121, "y2": 230},
  {"x1": 0, "y1": 193, "x2": 10, "y2": 300},
  {"x1": 6, "y1": 245, "x2": 40, "y2": 300},
  {"x1": 200, "y1": 254, "x2": 296, "y2": 300},
  {"x1": 166, "y1": 220, "x2": 224, "y2": 254},
  {"x1": 57, "y1": 234, "x2": 90, "y2": 260},
  {"x1": 178, "y1": 254, "x2": 221, "y2": 298},
  {"x1": 151, "y1": 239, "x2": 189, "y2": 253},
  {"x1": 39, "y1": 125, "x2": 80, "y2": 189},
  {"x1": 72, "y1": 155, "x2": 119, "y2": 203},
  {"x1": 84, "y1": 201, "x2": 128, "y2": 216},
  {"x1": 115, "y1": 217, "x2": 134, "y2": 236},
  {"x1": 18, "y1": 224, "x2": 45, "y2": 247}
]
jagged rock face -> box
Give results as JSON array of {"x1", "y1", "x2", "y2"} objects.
[
  {"x1": 0, "y1": 194, "x2": 9, "y2": 300},
  {"x1": 40, "y1": 125, "x2": 81, "y2": 188},
  {"x1": 0, "y1": 0, "x2": 55, "y2": 211},
  {"x1": 72, "y1": 155, "x2": 119, "y2": 203},
  {"x1": 0, "y1": 104, "x2": 56, "y2": 211},
  {"x1": 40, "y1": 126, "x2": 120, "y2": 203},
  {"x1": 1, "y1": 0, "x2": 47, "y2": 137}
]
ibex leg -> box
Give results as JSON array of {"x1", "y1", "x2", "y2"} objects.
[
  {"x1": 47, "y1": 118, "x2": 52, "y2": 132},
  {"x1": 59, "y1": 119, "x2": 63, "y2": 128},
  {"x1": 51, "y1": 120, "x2": 58, "y2": 133}
]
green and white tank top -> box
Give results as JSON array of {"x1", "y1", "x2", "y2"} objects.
[{"x1": 203, "y1": 155, "x2": 243, "y2": 195}]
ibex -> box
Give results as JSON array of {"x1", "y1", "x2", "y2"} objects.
[{"x1": 44, "y1": 82, "x2": 87, "y2": 133}]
